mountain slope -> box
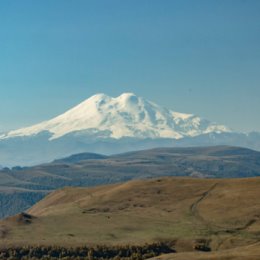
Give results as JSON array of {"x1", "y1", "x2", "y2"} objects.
[
  {"x1": 1, "y1": 93, "x2": 260, "y2": 167},
  {"x1": 0, "y1": 93, "x2": 230, "y2": 141}
]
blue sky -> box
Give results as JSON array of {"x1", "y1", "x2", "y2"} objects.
[{"x1": 0, "y1": 0, "x2": 259, "y2": 132}]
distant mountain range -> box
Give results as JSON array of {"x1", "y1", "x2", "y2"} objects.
[
  {"x1": 0, "y1": 93, "x2": 260, "y2": 166},
  {"x1": 0, "y1": 145, "x2": 260, "y2": 218}
]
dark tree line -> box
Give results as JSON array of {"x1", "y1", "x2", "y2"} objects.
[{"x1": 0, "y1": 242, "x2": 175, "y2": 260}]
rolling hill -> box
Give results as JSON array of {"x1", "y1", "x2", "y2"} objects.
[{"x1": 1, "y1": 176, "x2": 260, "y2": 259}]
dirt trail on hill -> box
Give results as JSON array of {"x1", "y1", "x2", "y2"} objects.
[{"x1": 190, "y1": 183, "x2": 218, "y2": 222}]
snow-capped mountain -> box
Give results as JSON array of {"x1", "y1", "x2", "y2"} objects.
[
  {"x1": 1, "y1": 92, "x2": 259, "y2": 167},
  {"x1": 0, "y1": 93, "x2": 231, "y2": 140}
]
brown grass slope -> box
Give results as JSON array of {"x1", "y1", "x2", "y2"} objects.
[{"x1": 1, "y1": 177, "x2": 260, "y2": 258}]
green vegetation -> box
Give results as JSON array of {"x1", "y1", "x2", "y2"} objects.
[
  {"x1": 0, "y1": 243, "x2": 175, "y2": 260},
  {"x1": 0, "y1": 190, "x2": 47, "y2": 219}
]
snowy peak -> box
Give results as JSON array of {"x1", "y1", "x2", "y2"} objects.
[{"x1": 0, "y1": 93, "x2": 231, "y2": 140}]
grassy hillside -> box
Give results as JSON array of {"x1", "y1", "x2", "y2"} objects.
[
  {"x1": 1, "y1": 145, "x2": 260, "y2": 218},
  {"x1": 1, "y1": 177, "x2": 260, "y2": 259}
]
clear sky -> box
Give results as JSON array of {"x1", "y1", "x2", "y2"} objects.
[{"x1": 0, "y1": 0, "x2": 259, "y2": 133}]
